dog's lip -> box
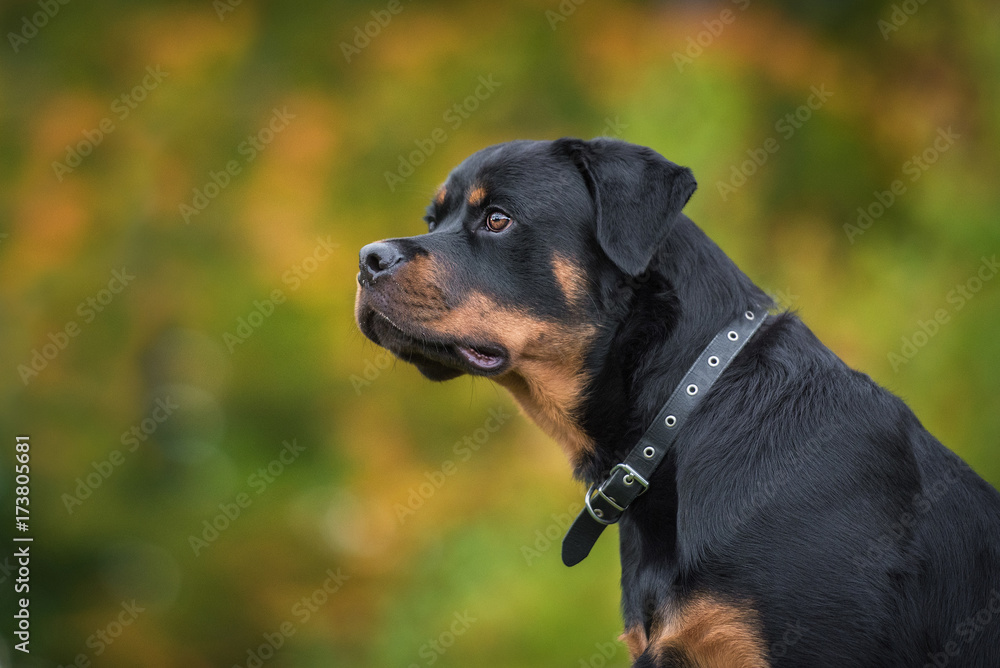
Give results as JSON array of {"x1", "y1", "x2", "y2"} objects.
[
  {"x1": 455, "y1": 343, "x2": 506, "y2": 371},
  {"x1": 364, "y1": 307, "x2": 510, "y2": 376}
]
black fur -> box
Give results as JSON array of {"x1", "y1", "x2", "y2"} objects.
[{"x1": 356, "y1": 138, "x2": 1000, "y2": 666}]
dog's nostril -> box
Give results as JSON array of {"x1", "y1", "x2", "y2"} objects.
[{"x1": 365, "y1": 252, "x2": 385, "y2": 273}]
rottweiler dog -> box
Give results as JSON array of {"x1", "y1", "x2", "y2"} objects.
[{"x1": 354, "y1": 138, "x2": 1000, "y2": 667}]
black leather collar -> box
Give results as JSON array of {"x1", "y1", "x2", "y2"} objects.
[{"x1": 561, "y1": 307, "x2": 769, "y2": 567}]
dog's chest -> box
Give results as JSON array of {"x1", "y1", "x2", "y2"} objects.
[{"x1": 619, "y1": 559, "x2": 769, "y2": 668}]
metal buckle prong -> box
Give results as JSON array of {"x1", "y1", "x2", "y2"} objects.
[{"x1": 609, "y1": 463, "x2": 649, "y2": 491}]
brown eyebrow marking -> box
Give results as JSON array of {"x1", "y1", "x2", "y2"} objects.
[
  {"x1": 434, "y1": 185, "x2": 447, "y2": 205},
  {"x1": 551, "y1": 254, "x2": 588, "y2": 307},
  {"x1": 467, "y1": 184, "x2": 487, "y2": 207}
]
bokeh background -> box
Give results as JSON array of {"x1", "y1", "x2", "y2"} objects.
[{"x1": 1, "y1": 0, "x2": 999, "y2": 666}]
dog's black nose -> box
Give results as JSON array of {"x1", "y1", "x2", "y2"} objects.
[{"x1": 358, "y1": 241, "x2": 405, "y2": 285}]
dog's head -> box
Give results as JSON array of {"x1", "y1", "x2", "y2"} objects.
[{"x1": 355, "y1": 138, "x2": 696, "y2": 460}]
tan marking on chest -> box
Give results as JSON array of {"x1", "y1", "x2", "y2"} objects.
[{"x1": 649, "y1": 595, "x2": 770, "y2": 668}]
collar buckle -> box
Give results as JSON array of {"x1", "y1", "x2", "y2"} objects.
[
  {"x1": 584, "y1": 484, "x2": 620, "y2": 525},
  {"x1": 583, "y1": 463, "x2": 651, "y2": 526},
  {"x1": 610, "y1": 463, "x2": 649, "y2": 492}
]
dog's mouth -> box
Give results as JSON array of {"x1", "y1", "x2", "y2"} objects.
[{"x1": 359, "y1": 306, "x2": 509, "y2": 381}]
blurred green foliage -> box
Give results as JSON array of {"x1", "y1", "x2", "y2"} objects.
[{"x1": 0, "y1": 0, "x2": 998, "y2": 666}]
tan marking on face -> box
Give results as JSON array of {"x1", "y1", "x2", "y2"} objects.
[
  {"x1": 467, "y1": 184, "x2": 487, "y2": 207},
  {"x1": 620, "y1": 626, "x2": 649, "y2": 663},
  {"x1": 434, "y1": 185, "x2": 447, "y2": 205},
  {"x1": 422, "y1": 290, "x2": 597, "y2": 464},
  {"x1": 357, "y1": 251, "x2": 596, "y2": 464},
  {"x1": 551, "y1": 254, "x2": 588, "y2": 306},
  {"x1": 649, "y1": 595, "x2": 769, "y2": 668},
  {"x1": 393, "y1": 255, "x2": 448, "y2": 320}
]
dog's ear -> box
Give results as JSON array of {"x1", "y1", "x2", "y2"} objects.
[{"x1": 555, "y1": 137, "x2": 697, "y2": 277}]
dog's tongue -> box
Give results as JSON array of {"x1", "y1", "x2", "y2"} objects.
[{"x1": 457, "y1": 345, "x2": 505, "y2": 371}]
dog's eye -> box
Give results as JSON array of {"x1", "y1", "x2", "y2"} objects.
[{"x1": 485, "y1": 211, "x2": 511, "y2": 233}]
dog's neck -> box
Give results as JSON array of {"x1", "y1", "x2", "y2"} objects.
[{"x1": 576, "y1": 215, "x2": 773, "y2": 483}]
